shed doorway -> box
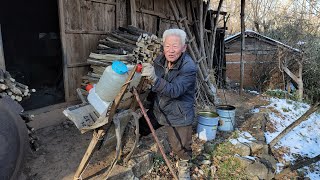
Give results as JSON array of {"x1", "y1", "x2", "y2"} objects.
[{"x1": 0, "y1": 0, "x2": 64, "y2": 110}]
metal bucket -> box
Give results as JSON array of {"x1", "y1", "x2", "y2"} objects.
[
  {"x1": 216, "y1": 105, "x2": 236, "y2": 131},
  {"x1": 197, "y1": 111, "x2": 219, "y2": 141}
]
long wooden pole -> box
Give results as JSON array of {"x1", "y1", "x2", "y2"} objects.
[
  {"x1": 133, "y1": 88, "x2": 178, "y2": 180},
  {"x1": 0, "y1": 24, "x2": 6, "y2": 71},
  {"x1": 240, "y1": 0, "x2": 245, "y2": 95}
]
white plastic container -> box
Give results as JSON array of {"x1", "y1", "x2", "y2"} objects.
[
  {"x1": 95, "y1": 61, "x2": 128, "y2": 102},
  {"x1": 127, "y1": 64, "x2": 142, "y2": 88},
  {"x1": 87, "y1": 86, "x2": 111, "y2": 115}
]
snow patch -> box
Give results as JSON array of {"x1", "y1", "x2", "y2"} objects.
[{"x1": 264, "y1": 97, "x2": 320, "y2": 179}]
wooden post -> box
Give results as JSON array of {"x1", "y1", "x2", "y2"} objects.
[
  {"x1": 129, "y1": 0, "x2": 137, "y2": 26},
  {"x1": 0, "y1": 24, "x2": 5, "y2": 71},
  {"x1": 297, "y1": 56, "x2": 304, "y2": 101},
  {"x1": 240, "y1": 0, "x2": 245, "y2": 95},
  {"x1": 209, "y1": 0, "x2": 224, "y2": 70},
  {"x1": 115, "y1": 0, "x2": 120, "y2": 28}
]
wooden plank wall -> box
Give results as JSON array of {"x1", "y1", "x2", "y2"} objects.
[
  {"x1": 134, "y1": 0, "x2": 193, "y2": 37},
  {"x1": 58, "y1": 0, "x2": 127, "y2": 101},
  {"x1": 59, "y1": 0, "x2": 192, "y2": 101}
]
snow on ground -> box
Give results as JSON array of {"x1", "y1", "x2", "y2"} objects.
[
  {"x1": 264, "y1": 97, "x2": 320, "y2": 179},
  {"x1": 229, "y1": 131, "x2": 256, "y2": 145}
]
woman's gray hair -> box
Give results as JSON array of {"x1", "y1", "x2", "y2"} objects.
[{"x1": 162, "y1": 29, "x2": 187, "y2": 45}]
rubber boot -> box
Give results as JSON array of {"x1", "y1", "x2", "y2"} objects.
[{"x1": 178, "y1": 160, "x2": 191, "y2": 180}]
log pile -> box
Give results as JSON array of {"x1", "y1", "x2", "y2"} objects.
[
  {"x1": 20, "y1": 113, "x2": 39, "y2": 151},
  {"x1": 82, "y1": 26, "x2": 161, "y2": 85},
  {"x1": 0, "y1": 69, "x2": 36, "y2": 102}
]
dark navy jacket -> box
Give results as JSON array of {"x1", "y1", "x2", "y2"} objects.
[{"x1": 152, "y1": 52, "x2": 197, "y2": 127}]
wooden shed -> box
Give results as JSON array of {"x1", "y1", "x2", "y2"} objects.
[
  {"x1": 57, "y1": 0, "x2": 197, "y2": 102},
  {"x1": 0, "y1": 0, "x2": 228, "y2": 109},
  {"x1": 1, "y1": 0, "x2": 228, "y2": 108},
  {"x1": 224, "y1": 30, "x2": 301, "y2": 90}
]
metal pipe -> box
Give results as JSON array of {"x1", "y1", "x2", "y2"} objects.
[{"x1": 132, "y1": 88, "x2": 178, "y2": 180}]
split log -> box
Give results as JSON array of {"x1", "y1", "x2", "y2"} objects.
[
  {"x1": 0, "y1": 83, "x2": 7, "y2": 90},
  {"x1": 91, "y1": 66, "x2": 107, "y2": 75},
  {"x1": 81, "y1": 75, "x2": 100, "y2": 82},
  {"x1": 99, "y1": 40, "x2": 135, "y2": 52},
  {"x1": 87, "y1": 58, "x2": 111, "y2": 67},
  {"x1": 107, "y1": 32, "x2": 137, "y2": 45},
  {"x1": 16, "y1": 82, "x2": 28, "y2": 90},
  {"x1": 0, "y1": 69, "x2": 4, "y2": 83},
  {"x1": 89, "y1": 53, "x2": 134, "y2": 61},
  {"x1": 269, "y1": 102, "x2": 320, "y2": 147},
  {"x1": 118, "y1": 26, "x2": 151, "y2": 36},
  {"x1": 275, "y1": 154, "x2": 320, "y2": 179},
  {"x1": 87, "y1": 72, "x2": 102, "y2": 79},
  {"x1": 94, "y1": 49, "x2": 127, "y2": 55},
  {"x1": 97, "y1": 44, "x2": 111, "y2": 50},
  {"x1": 6, "y1": 89, "x2": 12, "y2": 96},
  {"x1": 113, "y1": 30, "x2": 140, "y2": 42}
]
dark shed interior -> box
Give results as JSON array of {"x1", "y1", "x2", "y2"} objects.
[{"x1": 0, "y1": 0, "x2": 64, "y2": 110}]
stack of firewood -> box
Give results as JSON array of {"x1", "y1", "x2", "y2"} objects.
[
  {"x1": 0, "y1": 69, "x2": 36, "y2": 102},
  {"x1": 20, "y1": 113, "x2": 39, "y2": 151},
  {"x1": 133, "y1": 34, "x2": 161, "y2": 63},
  {"x1": 82, "y1": 26, "x2": 161, "y2": 85}
]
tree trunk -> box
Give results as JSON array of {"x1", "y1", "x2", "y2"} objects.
[
  {"x1": 269, "y1": 102, "x2": 320, "y2": 147},
  {"x1": 275, "y1": 154, "x2": 320, "y2": 179},
  {"x1": 239, "y1": 0, "x2": 245, "y2": 95}
]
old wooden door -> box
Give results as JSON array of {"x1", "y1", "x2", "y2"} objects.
[{"x1": 58, "y1": 0, "x2": 127, "y2": 101}]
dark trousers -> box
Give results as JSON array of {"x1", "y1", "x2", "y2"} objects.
[
  {"x1": 139, "y1": 109, "x2": 193, "y2": 160},
  {"x1": 165, "y1": 125, "x2": 192, "y2": 160}
]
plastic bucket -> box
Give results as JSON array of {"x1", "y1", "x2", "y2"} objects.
[
  {"x1": 216, "y1": 105, "x2": 236, "y2": 131},
  {"x1": 197, "y1": 111, "x2": 219, "y2": 141}
]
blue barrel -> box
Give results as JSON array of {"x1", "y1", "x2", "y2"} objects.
[
  {"x1": 216, "y1": 105, "x2": 236, "y2": 131},
  {"x1": 197, "y1": 111, "x2": 219, "y2": 141}
]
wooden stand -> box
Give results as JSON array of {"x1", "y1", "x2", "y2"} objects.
[{"x1": 73, "y1": 65, "x2": 137, "y2": 180}]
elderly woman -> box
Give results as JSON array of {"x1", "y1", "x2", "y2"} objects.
[{"x1": 142, "y1": 29, "x2": 197, "y2": 179}]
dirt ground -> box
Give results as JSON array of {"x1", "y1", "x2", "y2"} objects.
[{"x1": 21, "y1": 89, "x2": 266, "y2": 180}]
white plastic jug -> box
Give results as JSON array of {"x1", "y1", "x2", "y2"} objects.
[
  {"x1": 87, "y1": 86, "x2": 111, "y2": 115},
  {"x1": 127, "y1": 64, "x2": 142, "y2": 88},
  {"x1": 95, "y1": 61, "x2": 128, "y2": 102}
]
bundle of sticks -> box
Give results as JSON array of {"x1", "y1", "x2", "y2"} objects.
[
  {"x1": 0, "y1": 69, "x2": 36, "y2": 102},
  {"x1": 82, "y1": 26, "x2": 162, "y2": 86}
]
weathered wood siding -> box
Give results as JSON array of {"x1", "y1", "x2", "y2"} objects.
[
  {"x1": 134, "y1": 0, "x2": 192, "y2": 37},
  {"x1": 225, "y1": 36, "x2": 300, "y2": 90},
  {"x1": 58, "y1": 0, "x2": 127, "y2": 101},
  {"x1": 59, "y1": 0, "x2": 192, "y2": 101},
  {"x1": 226, "y1": 37, "x2": 278, "y2": 54}
]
